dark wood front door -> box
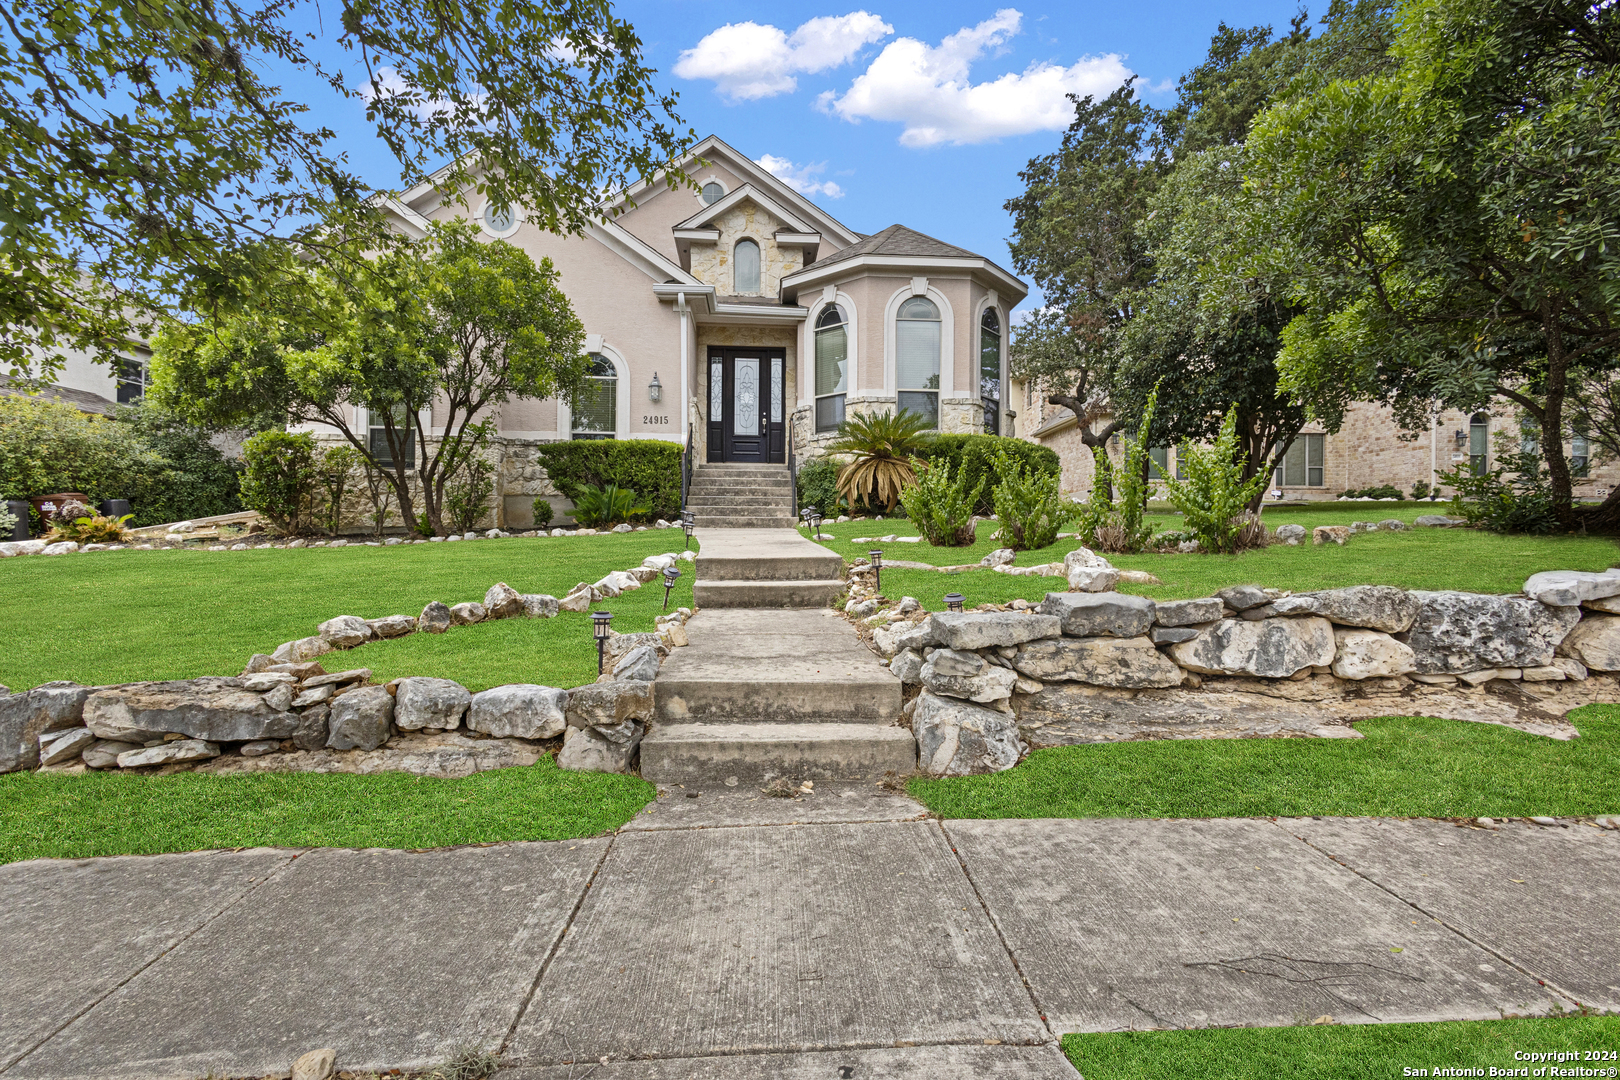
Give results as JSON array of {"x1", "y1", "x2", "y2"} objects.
[{"x1": 707, "y1": 347, "x2": 786, "y2": 463}]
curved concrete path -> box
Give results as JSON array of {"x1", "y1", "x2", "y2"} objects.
[{"x1": 1, "y1": 815, "x2": 1615, "y2": 1078}]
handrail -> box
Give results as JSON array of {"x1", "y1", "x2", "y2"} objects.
[
  {"x1": 788, "y1": 438, "x2": 798, "y2": 518},
  {"x1": 681, "y1": 426, "x2": 695, "y2": 511}
]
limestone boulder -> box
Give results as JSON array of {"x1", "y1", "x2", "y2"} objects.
[
  {"x1": 559, "y1": 586, "x2": 593, "y2": 613},
  {"x1": 1415, "y1": 515, "x2": 1465, "y2": 527},
  {"x1": 1063, "y1": 546, "x2": 1113, "y2": 572},
  {"x1": 1313, "y1": 525, "x2": 1350, "y2": 546},
  {"x1": 484, "y1": 582, "x2": 525, "y2": 619},
  {"x1": 643, "y1": 554, "x2": 677, "y2": 571},
  {"x1": 981, "y1": 547, "x2": 1016, "y2": 567},
  {"x1": 1012, "y1": 637, "x2": 1185, "y2": 688},
  {"x1": 1167, "y1": 617, "x2": 1337, "y2": 678},
  {"x1": 912, "y1": 692, "x2": 1026, "y2": 777},
  {"x1": 557, "y1": 722, "x2": 643, "y2": 773},
  {"x1": 1330, "y1": 627, "x2": 1417, "y2": 680},
  {"x1": 521, "y1": 594, "x2": 560, "y2": 619},
  {"x1": 85, "y1": 680, "x2": 300, "y2": 743},
  {"x1": 892, "y1": 618, "x2": 942, "y2": 652},
  {"x1": 566, "y1": 681, "x2": 654, "y2": 729},
  {"x1": 919, "y1": 649, "x2": 1018, "y2": 703},
  {"x1": 926, "y1": 612, "x2": 1062, "y2": 651},
  {"x1": 293, "y1": 706, "x2": 329, "y2": 750},
  {"x1": 262, "y1": 683, "x2": 295, "y2": 713},
  {"x1": 38, "y1": 726, "x2": 95, "y2": 765},
  {"x1": 116, "y1": 739, "x2": 219, "y2": 768},
  {"x1": 1302, "y1": 585, "x2": 1421, "y2": 633},
  {"x1": 1556, "y1": 614, "x2": 1620, "y2": 671},
  {"x1": 1037, "y1": 592, "x2": 1155, "y2": 638},
  {"x1": 367, "y1": 615, "x2": 417, "y2": 639},
  {"x1": 419, "y1": 602, "x2": 453, "y2": 634},
  {"x1": 272, "y1": 636, "x2": 332, "y2": 664},
  {"x1": 612, "y1": 645, "x2": 661, "y2": 682},
  {"x1": 241, "y1": 672, "x2": 297, "y2": 692},
  {"x1": 1155, "y1": 598, "x2": 1225, "y2": 627},
  {"x1": 1522, "y1": 570, "x2": 1620, "y2": 608},
  {"x1": 1066, "y1": 565, "x2": 1121, "y2": 592},
  {"x1": 1406, "y1": 591, "x2": 1581, "y2": 674},
  {"x1": 82, "y1": 739, "x2": 139, "y2": 769},
  {"x1": 890, "y1": 648, "x2": 925, "y2": 684},
  {"x1": 467, "y1": 684, "x2": 568, "y2": 740},
  {"x1": 325, "y1": 685, "x2": 394, "y2": 750},
  {"x1": 1150, "y1": 627, "x2": 1198, "y2": 645},
  {"x1": 317, "y1": 615, "x2": 372, "y2": 649},
  {"x1": 1379, "y1": 519, "x2": 1408, "y2": 531},
  {"x1": 0, "y1": 681, "x2": 91, "y2": 773},
  {"x1": 1275, "y1": 523, "x2": 1306, "y2": 545},
  {"x1": 449, "y1": 602, "x2": 487, "y2": 626},
  {"x1": 394, "y1": 677, "x2": 472, "y2": 730},
  {"x1": 1215, "y1": 585, "x2": 1270, "y2": 611},
  {"x1": 604, "y1": 633, "x2": 667, "y2": 671}
]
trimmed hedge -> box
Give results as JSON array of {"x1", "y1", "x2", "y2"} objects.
[
  {"x1": 921, "y1": 435, "x2": 1060, "y2": 516},
  {"x1": 536, "y1": 440, "x2": 682, "y2": 522},
  {"x1": 796, "y1": 457, "x2": 843, "y2": 514}
]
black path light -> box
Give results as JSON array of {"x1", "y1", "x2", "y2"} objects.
[
  {"x1": 681, "y1": 510, "x2": 695, "y2": 551},
  {"x1": 662, "y1": 564, "x2": 681, "y2": 610},
  {"x1": 800, "y1": 505, "x2": 824, "y2": 540},
  {"x1": 592, "y1": 610, "x2": 614, "y2": 675},
  {"x1": 944, "y1": 592, "x2": 966, "y2": 613},
  {"x1": 869, "y1": 549, "x2": 883, "y2": 594}
]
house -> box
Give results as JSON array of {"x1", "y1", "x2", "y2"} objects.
[
  {"x1": 0, "y1": 342, "x2": 151, "y2": 416},
  {"x1": 367, "y1": 135, "x2": 1028, "y2": 527}
]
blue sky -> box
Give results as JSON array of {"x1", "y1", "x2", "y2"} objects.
[{"x1": 323, "y1": 0, "x2": 1310, "y2": 310}]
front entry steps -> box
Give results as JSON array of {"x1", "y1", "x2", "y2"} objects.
[
  {"x1": 640, "y1": 723, "x2": 917, "y2": 785},
  {"x1": 684, "y1": 463, "x2": 796, "y2": 529},
  {"x1": 691, "y1": 527, "x2": 846, "y2": 610}
]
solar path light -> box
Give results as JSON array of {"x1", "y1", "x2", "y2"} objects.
[
  {"x1": 662, "y1": 564, "x2": 681, "y2": 610},
  {"x1": 944, "y1": 592, "x2": 965, "y2": 613},
  {"x1": 681, "y1": 510, "x2": 695, "y2": 551},
  {"x1": 592, "y1": 610, "x2": 614, "y2": 675},
  {"x1": 869, "y1": 549, "x2": 883, "y2": 594}
]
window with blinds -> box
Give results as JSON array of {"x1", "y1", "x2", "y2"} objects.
[
  {"x1": 1148, "y1": 446, "x2": 1169, "y2": 479},
  {"x1": 815, "y1": 304, "x2": 848, "y2": 432},
  {"x1": 572, "y1": 354, "x2": 617, "y2": 439},
  {"x1": 1275, "y1": 434, "x2": 1324, "y2": 486},
  {"x1": 896, "y1": 296, "x2": 940, "y2": 428}
]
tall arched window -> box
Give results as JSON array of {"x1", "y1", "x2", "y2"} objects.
[
  {"x1": 733, "y1": 239, "x2": 760, "y2": 294},
  {"x1": 1469, "y1": 412, "x2": 1490, "y2": 474},
  {"x1": 896, "y1": 296, "x2": 941, "y2": 428},
  {"x1": 815, "y1": 304, "x2": 849, "y2": 432},
  {"x1": 979, "y1": 307, "x2": 1001, "y2": 434},
  {"x1": 572, "y1": 354, "x2": 617, "y2": 439}
]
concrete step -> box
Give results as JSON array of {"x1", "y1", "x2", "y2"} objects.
[
  {"x1": 691, "y1": 515, "x2": 800, "y2": 529},
  {"x1": 684, "y1": 494, "x2": 791, "y2": 507},
  {"x1": 639, "y1": 722, "x2": 918, "y2": 784},
  {"x1": 693, "y1": 464, "x2": 791, "y2": 473},
  {"x1": 694, "y1": 578, "x2": 844, "y2": 608},
  {"x1": 696, "y1": 550, "x2": 842, "y2": 582}
]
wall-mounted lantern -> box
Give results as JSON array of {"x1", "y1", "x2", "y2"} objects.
[
  {"x1": 648, "y1": 372, "x2": 662, "y2": 402},
  {"x1": 1454, "y1": 429, "x2": 1467, "y2": 447}
]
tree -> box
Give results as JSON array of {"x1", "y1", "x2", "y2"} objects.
[
  {"x1": 1006, "y1": 308, "x2": 1123, "y2": 494},
  {"x1": 152, "y1": 220, "x2": 587, "y2": 535},
  {"x1": 0, "y1": 0, "x2": 688, "y2": 380},
  {"x1": 1241, "y1": 0, "x2": 1620, "y2": 529}
]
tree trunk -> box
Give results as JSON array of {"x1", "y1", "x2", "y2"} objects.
[
  {"x1": 1050, "y1": 392, "x2": 1121, "y2": 500},
  {"x1": 1541, "y1": 300, "x2": 1577, "y2": 530}
]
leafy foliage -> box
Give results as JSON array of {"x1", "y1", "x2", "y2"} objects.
[
  {"x1": 48, "y1": 513, "x2": 132, "y2": 544},
  {"x1": 795, "y1": 458, "x2": 844, "y2": 516},
  {"x1": 0, "y1": 502, "x2": 15, "y2": 539},
  {"x1": 534, "y1": 440, "x2": 681, "y2": 522},
  {"x1": 1076, "y1": 387, "x2": 1162, "y2": 553},
  {"x1": 919, "y1": 434, "x2": 1059, "y2": 517},
  {"x1": 825, "y1": 410, "x2": 933, "y2": 513},
  {"x1": 531, "y1": 498, "x2": 554, "y2": 529},
  {"x1": 114, "y1": 402, "x2": 242, "y2": 527},
  {"x1": 0, "y1": 0, "x2": 690, "y2": 379},
  {"x1": 901, "y1": 459, "x2": 984, "y2": 547},
  {"x1": 1343, "y1": 484, "x2": 1405, "y2": 500},
  {"x1": 991, "y1": 446, "x2": 1073, "y2": 551},
  {"x1": 1161, "y1": 405, "x2": 1272, "y2": 553},
  {"x1": 238, "y1": 430, "x2": 318, "y2": 536},
  {"x1": 314, "y1": 445, "x2": 363, "y2": 537},
  {"x1": 442, "y1": 424, "x2": 498, "y2": 533},
  {"x1": 0, "y1": 397, "x2": 159, "y2": 508},
  {"x1": 570, "y1": 484, "x2": 651, "y2": 528},
  {"x1": 1439, "y1": 452, "x2": 1560, "y2": 535}
]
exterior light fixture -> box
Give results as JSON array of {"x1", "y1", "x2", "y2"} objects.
[
  {"x1": 649, "y1": 372, "x2": 662, "y2": 402},
  {"x1": 662, "y1": 564, "x2": 681, "y2": 610},
  {"x1": 869, "y1": 549, "x2": 883, "y2": 594},
  {"x1": 681, "y1": 511, "x2": 695, "y2": 551},
  {"x1": 1454, "y1": 429, "x2": 1467, "y2": 446},
  {"x1": 800, "y1": 505, "x2": 823, "y2": 540},
  {"x1": 944, "y1": 592, "x2": 965, "y2": 613},
  {"x1": 592, "y1": 610, "x2": 614, "y2": 675}
]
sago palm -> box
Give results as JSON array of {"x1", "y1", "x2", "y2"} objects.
[{"x1": 825, "y1": 409, "x2": 934, "y2": 512}]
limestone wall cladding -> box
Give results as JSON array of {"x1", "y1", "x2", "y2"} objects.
[{"x1": 687, "y1": 203, "x2": 803, "y2": 298}]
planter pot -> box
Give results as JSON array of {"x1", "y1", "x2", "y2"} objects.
[{"x1": 4, "y1": 500, "x2": 29, "y2": 541}]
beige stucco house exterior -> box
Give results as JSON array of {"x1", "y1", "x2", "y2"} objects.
[{"x1": 352, "y1": 135, "x2": 1026, "y2": 527}]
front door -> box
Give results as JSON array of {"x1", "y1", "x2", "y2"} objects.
[{"x1": 707, "y1": 348, "x2": 786, "y2": 463}]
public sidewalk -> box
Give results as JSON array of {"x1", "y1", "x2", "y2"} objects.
[{"x1": 1, "y1": 791, "x2": 1615, "y2": 1079}]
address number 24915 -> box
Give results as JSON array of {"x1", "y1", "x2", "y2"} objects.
[{"x1": 642, "y1": 415, "x2": 670, "y2": 425}]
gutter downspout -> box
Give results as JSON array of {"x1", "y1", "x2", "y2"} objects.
[{"x1": 677, "y1": 292, "x2": 689, "y2": 447}]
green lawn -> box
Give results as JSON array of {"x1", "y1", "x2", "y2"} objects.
[
  {"x1": 909, "y1": 705, "x2": 1620, "y2": 820},
  {"x1": 0, "y1": 533, "x2": 696, "y2": 694},
  {"x1": 0, "y1": 755, "x2": 655, "y2": 864},
  {"x1": 799, "y1": 512, "x2": 1620, "y2": 607},
  {"x1": 1063, "y1": 1014, "x2": 1620, "y2": 1080}
]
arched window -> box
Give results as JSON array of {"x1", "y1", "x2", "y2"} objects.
[
  {"x1": 815, "y1": 304, "x2": 849, "y2": 432},
  {"x1": 979, "y1": 307, "x2": 1001, "y2": 434},
  {"x1": 572, "y1": 354, "x2": 617, "y2": 439},
  {"x1": 896, "y1": 295, "x2": 940, "y2": 428},
  {"x1": 701, "y1": 182, "x2": 725, "y2": 205},
  {"x1": 733, "y1": 239, "x2": 760, "y2": 294},
  {"x1": 1469, "y1": 412, "x2": 1490, "y2": 474}
]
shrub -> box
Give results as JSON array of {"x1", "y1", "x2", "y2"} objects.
[
  {"x1": 314, "y1": 445, "x2": 363, "y2": 536},
  {"x1": 1075, "y1": 387, "x2": 1160, "y2": 553},
  {"x1": 1161, "y1": 404, "x2": 1272, "y2": 554},
  {"x1": 531, "y1": 498, "x2": 554, "y2": 528},
  {"x1": 0, "y1": 397, "x2": 160, "y2": 517},
  {"x1": 1411, "y1": 480, "x2": 1434, "y2": 501},
  {"x1": 535, "y1": 440, "x2": 681, "y2": 521},
  {"x1": 115, "y1": 402, "x2": 243, "y2": 527},
  {"x1": 1342, "y1": 483, "x2": 1405, "y2": 500},
  {"x1": 239, "y1": 430, "x2": 319, "y2": 535},
  {"x1": 991, "y1": 445, "x2": 1072, "y2": 550},
  {"x1": 0, "y1": 502, "x2": 15, "y2": 538},
  {"x1": 571, "y1": 483, "x2": 651, "y2": 527},
  {"x1": 901, "y1": 459, "x2": 984, "y2": 546},
  {"x1": 49, "y1": 513, "x2": 133, "y2": 544},
  {"x1": 796, "y1": 457, "x2": 843, "y2": 515},
  {"x1": 1439, "y1": 451, "x2": 1560, "y2": 534},
  {"x1": 826, "y1": 410, "x2": 932, "y2": 512},
  {"x1": 920, "y1": 434, "x2": 1058, "y2": 516}
]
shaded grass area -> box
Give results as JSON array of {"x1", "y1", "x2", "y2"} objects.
[
  {"x1": 909, "y1": 705, "x2": 1620, "y2": 820},
  {"x1": 1062, "y1": 1014, "x2": 1620, "y2": 1080},
  {"x1": 0, "y1": 534, "x2": 696, "y2": 693},
  {"x1": 0, "y1": 756, "x2": 655, "y2": 864},
  {"x1": 802, "y1": 515, "x2": 1620, "y2": 605}
]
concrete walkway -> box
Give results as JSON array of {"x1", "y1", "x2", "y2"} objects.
[{"x1": 2, "y1": 810, "x2": 1616, "y2": 1079}]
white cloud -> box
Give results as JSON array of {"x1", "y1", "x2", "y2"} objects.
[
  {"x1": 820, "y1": 9, "x2": 1133, "y2": 147},
  {"x1": 755, "y1": 155, "x2": 845, "y2": 199},
  {"x1": 675, "y1": 12, "x2": 893, "y2": 101},
  {"x1": 357, "y1": 66, "x2": 475, "y2": 124}
]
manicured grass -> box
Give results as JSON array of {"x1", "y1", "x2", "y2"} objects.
[
  {"x1": 1062, "y1": 1014, "x2": 1620, "y2": 1080},
  {"x1": 0, "y1": 755, "x2": 655, "y2": 864},
  {"x1": 909, "y1": 705, "x2": 1620, "y2": 821},
  {"x1": 0, "y1": 533, "x2": 697, "y2": 694},
  {"x1": 800, "y1": 514, "x2": 1620, "y2": 606}
]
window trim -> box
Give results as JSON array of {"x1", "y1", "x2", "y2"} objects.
[
  {"x1": 560, "y1": 344, "x2": 630, "y2": 440},
  {"x1": 699, "y1": 179, "x2": 727, "y2": 205},
  {"x1": 116, "y1": 354, "x2": 147, "y2": 405},
  {"x1": 478, "y1": 197, "x2": 521, "y2": 239},
  {"x1": 733, "y1": 237, "x2": 761, "y2": 295},
  {"x1": 368, "y1": 403, "x2": 417, "y2": 467},
  {"x1": 895, "y1": 294, "x2": 942, "y2": 429},
  {"x1": 883, "y1": 282, "x2": 955, "y2": 406},
  {"x1": 1275, "y1": 433, "x2": 1326, "y2": 487},
  {"x1": 1469, "y1": 412, "x2": 1490, "y2": 475},
  {"x1": 813, "y1": 302, "x2": 850, "y2": 434}
]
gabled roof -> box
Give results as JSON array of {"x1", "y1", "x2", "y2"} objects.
[{"x1": 673, "y1": 183, "x2": 814, "y2": 235}]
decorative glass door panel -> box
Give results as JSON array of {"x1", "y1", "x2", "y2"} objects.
[
  {"x1": 734, "y1": 358, "x2": 760, "y2": 436},
  {"x1": 707, "y1": 347, "x2": 786, "y2": 464}
]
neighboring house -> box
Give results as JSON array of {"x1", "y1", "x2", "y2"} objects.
[
  {"x1": 0, "y1": 342, "x2": 151, "y2": 416},
  {"x1": 1008, "y1": 387, "x2": 1620, "y2": 504},
  {"x1": 357, "y1": 135, "x2": 1028, "y2": 527}
]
